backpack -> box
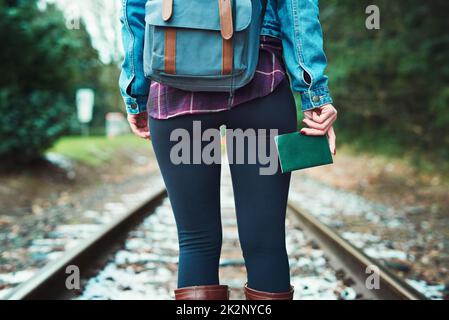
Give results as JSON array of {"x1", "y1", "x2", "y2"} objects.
[{"x1": 143, "y1": 0, "x2": 267, "y2": 95}]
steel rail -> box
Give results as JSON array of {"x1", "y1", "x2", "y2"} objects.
[
  {"x1": 5, "y1": 185, "x2": 167, "y2": 300},
  {"x1": 287, "y1": 202, "x2": 427, "y2": 300},
  {"x1": 4, "y1": 186, "x2": 426, "y2": 300}
]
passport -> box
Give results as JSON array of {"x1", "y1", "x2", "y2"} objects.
[{"x1": 274, "y1": 132, "x2": 333, "y2": 173}]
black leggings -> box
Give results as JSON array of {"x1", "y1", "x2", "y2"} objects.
[{"x1": 149, "y1": 79, "x2": 297, "y2": 292}]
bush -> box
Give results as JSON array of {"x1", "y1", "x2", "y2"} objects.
[
  {"x1": 0, "y1": 1, "x2": 101, "y2": 164},
  {"x1": 0, "y1": 88, "x2": 74, "y2": 163},
  {"x1": 321, "y1": 0, "x2": 449, "y2": 163}
]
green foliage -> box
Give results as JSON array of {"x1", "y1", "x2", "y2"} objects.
[
  {"x1": 0, "y1": 88, "x2": 72, "y2": 161},
  {"x1": 90, "y1": 63, "x2": 123, "y2": 132},
  {"x1": 0, "y1": 0, "x2": 103, "y2": 164},
  {"x1": 2, "y1": 0, "x2": 447, "y2": 168},
  {"x1": 321, "y1": 0, "x2": 449, "y2": 162}
]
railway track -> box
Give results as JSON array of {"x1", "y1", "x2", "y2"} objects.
[
  {"x1": 4, "y1": 186, "x2": 426, "y2": 300},
  {"x1": 287, "y1": 203, "x2": 426, "y2": 300},
  {"x1": 4, "y1": 187, "x2": 167, "y2": 300}
]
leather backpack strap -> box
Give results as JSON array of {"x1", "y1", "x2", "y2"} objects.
[
  {"x1": 218, "y1": 0, "x2": 234, "y2": 74},
  {"x1": 162, "y1": 0, "x2": 175, "y2": 74},
  {"x1": 218, "y1": 0, "x2": 234, "y2": 40},
  {"x1": 162, "y1": 0, "x2": 173, "y2": 21},
  {"x1": 222, "y1": 38, "x2": 233, "y2": 75},
  {"x1": 164, "y1": 28, "x2": 177, "y2": 74},
  {"x1": 161, "y1": 0, "x2": 235, "y2": 75}
]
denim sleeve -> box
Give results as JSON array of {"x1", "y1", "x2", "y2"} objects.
[
  {"x1": 119, "y1": 0, "x2": 150, "y2": 114},
  {"x1": 277, "y1": 0, "x2": 333, "y2": 111}
]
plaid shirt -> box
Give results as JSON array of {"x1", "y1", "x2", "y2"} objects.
[{"x1": 147, "y1": 36, "x2": 286, "y2": 119}]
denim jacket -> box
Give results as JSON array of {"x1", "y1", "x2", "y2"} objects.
[{"x1": 119, "y1": 0, "x2": 333, "y2": 114}]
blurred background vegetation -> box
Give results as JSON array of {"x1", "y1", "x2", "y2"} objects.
[
  {"x1": 322, "y1": 0, "x2": 449, "y2": 171},
  {"x1": 0, "y1": 0, "x2": 447, "y2": 171},
  {"x1": 0, "y1": 0, "x2": 122, "y2": 166}
]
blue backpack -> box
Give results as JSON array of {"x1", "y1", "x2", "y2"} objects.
[{"x1": 143, "y1": 0, "x2": 267, "y2": 95}]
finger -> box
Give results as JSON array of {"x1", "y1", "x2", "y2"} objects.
[
  {"x1": 137, "y1": 130, "x2": 151, "y2": 139},
  {"x1": 130, "y1": 124, "x2": 141, "y2": 137},
  {"x1": 314, "y1": 106, "x2": 337, "y2": 124},
  {"x1": 300, "y1": 127, "x2": 327, "y2": 136},
  {"x1": 312, "y1": 104, "x2": 333, "y2": 119},
  {"x1": 130, "y1": 123, "x2": 150, "y2": 140},
  {"x1": 137, "y1": 126, "x2": 151, "y2": 139},
  {"x1": 303, "y1": 110, "x2": 314, "y2": 120},
  {"x1": 327, "y1": 126, "x2": 336, "y2": 155},
  {"x1": 302, "y1": 113, "x2": 337, "y2": 131},
  {"x1": 312, "y1": 110, "x2": 321, "y2": 123}
]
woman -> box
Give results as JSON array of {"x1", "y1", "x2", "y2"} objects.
[{"x1": 119, "y1": 0, "x2": 337, "y2": 300}]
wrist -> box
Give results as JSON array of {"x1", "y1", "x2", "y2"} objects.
[
  {"x1": 299, "y1": 86, "x2": 333, "y2": 112},
  {"x1": 125, "y1": 96, "x2": 148, "y2": 115}
]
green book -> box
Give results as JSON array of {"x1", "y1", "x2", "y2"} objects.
[{"x1": 274, "y1": 132, "x2": 333, "y2": 173}]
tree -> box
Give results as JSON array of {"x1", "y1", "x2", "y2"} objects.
[
  {"x1": 0, "y1": 0, "x2": 101, "y2": 165},
  {"x1": 321, "y1": 0, "x2": 449, "y2": 161}
]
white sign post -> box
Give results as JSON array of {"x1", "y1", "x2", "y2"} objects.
[{"x1": 76, "y1": 89, "x2": 95, "y2": 136}]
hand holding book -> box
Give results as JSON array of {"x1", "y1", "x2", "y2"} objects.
[
  {"x1": 274, "y1": 104, "x2": 338, "y2": 173},
  {"x1": 301, "y1": 104, "x2": 338, "y2": 156}
]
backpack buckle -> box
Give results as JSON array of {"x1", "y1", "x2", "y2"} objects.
[
  {"x1": 162, "y1": 0, "x2": 173, "y2": 21},
  {"x1": 218, "y1": 0, "x2": 234, "y2": 39}
]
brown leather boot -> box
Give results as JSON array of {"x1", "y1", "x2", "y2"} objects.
[
  {"x1": 244, "y1": 283, "x2": 294, "y2": 300},
  {"x1": 174, "y1": 284, "x2": 230, "y2": 300}
]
